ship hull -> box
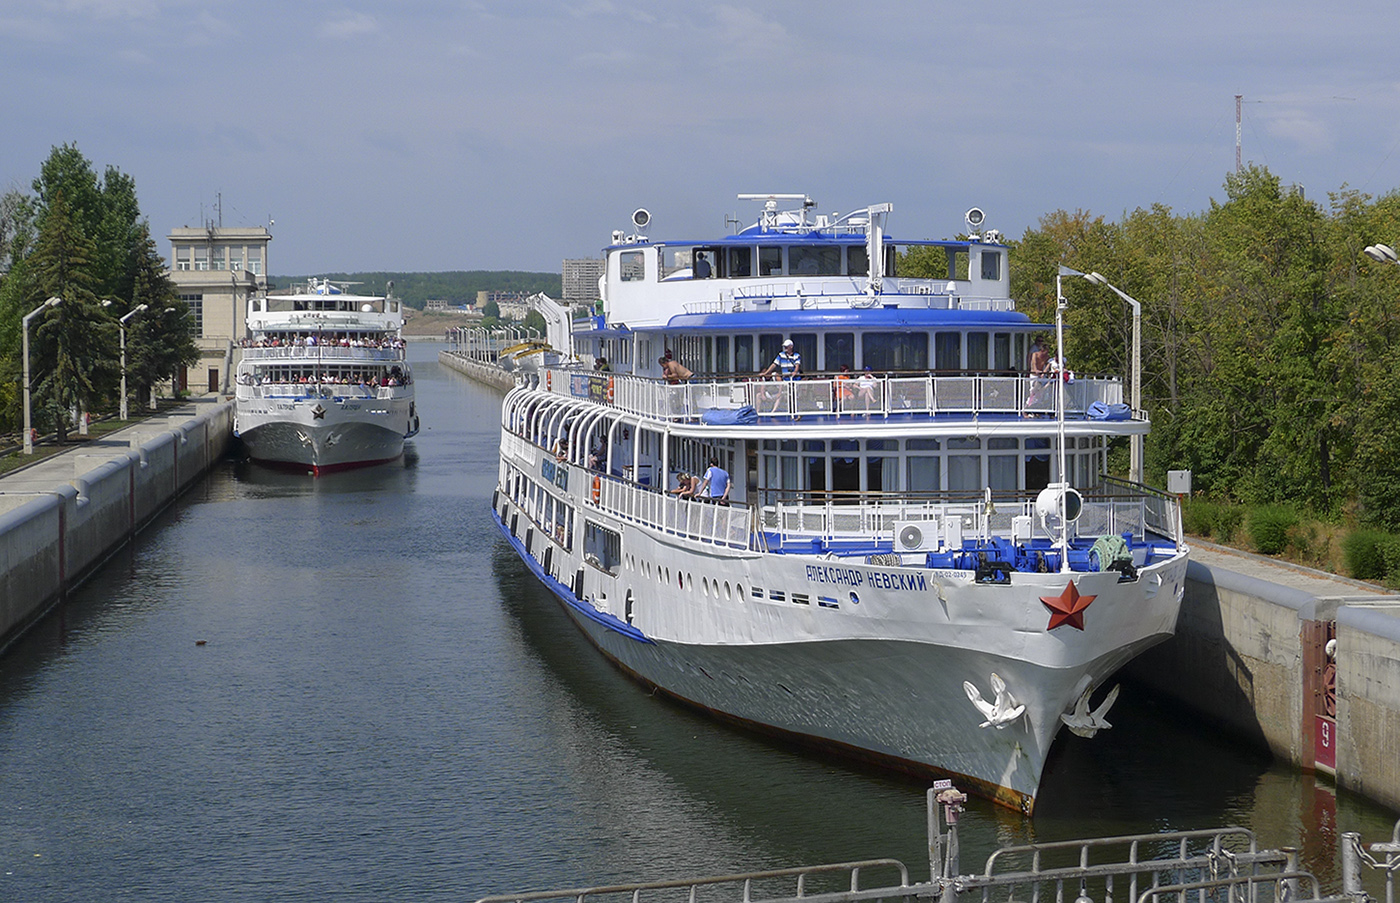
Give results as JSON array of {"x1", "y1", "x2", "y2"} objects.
[
  {"x1": 235, "y1": 395, "x2": 413, "y2": 472},
  {"x1": 493, "y1": 500, "x2": 1187, "y2": 814}
]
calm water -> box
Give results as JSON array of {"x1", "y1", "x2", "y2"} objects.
[{"x1": 1, "y1": 343, "x2": 1394, "y2": 902}]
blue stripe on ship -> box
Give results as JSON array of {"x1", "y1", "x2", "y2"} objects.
[{"x1": 492, "y1": 508, "x2": 653, "y2": 645}]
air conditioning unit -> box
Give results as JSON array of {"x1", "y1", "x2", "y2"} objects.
[{"x1": 894, "y1": 520, "x2": 941, "y2": 552}]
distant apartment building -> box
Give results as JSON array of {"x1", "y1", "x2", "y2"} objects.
[
  {"x1": 168, "y1": 225, "x2": 271, "y2": 393},
  {"x1": 562, "y1": 258, "x2": 604, "y2": 305},
  {"x1": 476, "y1": 290, "x2": 531, "y2": 320}
]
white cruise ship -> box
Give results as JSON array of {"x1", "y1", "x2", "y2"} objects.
[
  {"x1": 487, "y1": 196, "x2": 1189, "y2": 814},
  {"x1": 233, "y1": 279, "x2": 419, "y2": 473}
]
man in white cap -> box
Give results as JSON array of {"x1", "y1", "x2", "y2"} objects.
[{"x1": 759, "y1": 338, "x2": 802, "y2": 379}]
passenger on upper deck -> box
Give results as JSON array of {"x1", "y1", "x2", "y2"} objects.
[
  {"x1": 759, "y1": 339, "x2": 801, "y2": 379},
  {"x1": 660, "y1": 356, "x2": 692, "y2": 384}
]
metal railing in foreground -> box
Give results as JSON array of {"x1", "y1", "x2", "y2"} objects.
[{"x1": 474, "y1": 788, "x2": 1396, "y2": 903}]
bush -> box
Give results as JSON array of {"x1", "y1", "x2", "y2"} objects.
[
  {"x1": 1342, "y1": 529, "x2": 1390, "y2": 580},
  {"x1": 1248, "y1": 504, "x2": 1298, "y2": 555},
  {"x1": 1182, "y1": 498, "x2": 1244, "y2": 543}
]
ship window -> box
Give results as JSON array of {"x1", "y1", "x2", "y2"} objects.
[
  {"x1": 907, "y1": 456, "x2": 940, "y2": 492},
  {"x1": 968, "y1": 333, "x2": 989, "y2": 371},
  {"x1": 866, "y1": 439, "x2": 895, "y2": 451},
  {"x1": 620, "y1": 251, "x2": 644, "y2": 282},
  {"x1": 725, "y1": 247, "x2": 752, "y2": 277},
  {"x1": 948, "y1": 454, "x2": 981, "y2": 491},
  {"x1": 789, "y1": 246, "x2": 840, "y2": 275},
  {"x1": 863, "y1": 333, "x2": 928, "y2": 372},
  {"x1": 934, "y1": 332, "x2": 961, "y2": 371},
  {"x1": 825, "y1": 333, "x2": 854, "y2": 372},
  {"x1": 980, "y1": 250, "x2": 1002, "y2": 281},
  {"x1": 907, "y1": 438, "x2": 941, "y2": 450},
  {"x1": 994, "y1": 333, "x2": 1012, "y2": 371},
  {"x1": 947, "y1": 248, "x2": 969, "y2": 280},
  {"x1": 847, "y1": 246, "x2": 868, "y2": 276},
  {"x1": 759, "y1": 246, "x2": 783, "y2": 275},
  {"x1": 735, "y1": 335, "x2": 754, "y2": 372},
  {"x1": 989, "y1": 452, "x2": 1018, "y2": 492}
]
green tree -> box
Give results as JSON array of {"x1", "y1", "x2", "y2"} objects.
[{"x1": 26, "y1": 190, "x2": 117, "y2": 442}]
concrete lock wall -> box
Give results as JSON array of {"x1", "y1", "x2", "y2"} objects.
[
  {"x1": 1127, "y1": 559, "x2": 1400, "y2": 814},
  {"x1": 0, "y1": 401, "x2": 235, "y2": 653},
  {"x1": 1336, "y1": 607, "x2": 1400, "y2": 812}
]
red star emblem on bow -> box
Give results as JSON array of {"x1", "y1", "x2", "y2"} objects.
[{"x1": 1040, "y1": 581, "x2": 1096, "y2": 631}]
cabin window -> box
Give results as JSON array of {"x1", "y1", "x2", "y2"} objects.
[
  {"x1": 759, "y1": 246, "x2": 783, "y2": 276},
  {"x1": 715, "y1": 336, "x2": 730, "y2": 373},
  {"x1": 994, "y1": 333, "x2": 1012, "y2": 371},
  {"x1": 967, "y1": 333, "x2": 989, "y2": 371},
  {"x1": 947, "y1": 437, "x2": 982, "y2": 492},
  {"x1": 825, "y1": 333, "x2": 855, "y2": 372},
  {"x1": 725, "y1": 247, "x2": 752, "y2": 278},
  {"x1": 620, "y1": 251, "x2": 645, "y2": 282},
  {"x1": 1025, "y1": 437, "x2": 1051, "y2": 491},
  {"x1": 789, "y1": 246, "x2": 840, "y2": 276},
  {"x1": 934, "y1": 332, "x2": 961, "y2": 371},
  {"x1": 735, "y1": 335, "x2": 754, "y2": 372},
  {"x1": 989, "y1": 438, "x2": 1019, "y2": 492},
  {"x1": 864, "y1": 333, "x2": 929, "y2": 372},
  {"x1": 847, "y1": 246, "x2": 868, "y2": 276},
  {"x1": 584, "y1": 521, "x2": 622, "y2": 574},
  {"x1": 980, "y1": 250, "x2": 1001, "y2": 281}
]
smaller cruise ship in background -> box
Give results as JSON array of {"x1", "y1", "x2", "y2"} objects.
[{"x1": 233, "y1": 279, "x2": 419, "y2": 473}]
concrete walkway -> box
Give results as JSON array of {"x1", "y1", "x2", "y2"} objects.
[
  {"x1": 0, "y1": 396, "x2": 224, "y2": 496},
  {"x1": 1189, "y1": 538, "x2": 1392, "y2": 600}
]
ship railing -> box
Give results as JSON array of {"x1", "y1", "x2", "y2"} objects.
[
  {"x1": 761, "y1": 485, "x2": 1181, "y2": 548},
  {"x1": 539, "y1": 369, "x2": 1129, "y2": 424},
  {"x1": 594, "y1": 473, "x2": 752, "y2": 549},
  {"x1": 240, "y1": 346, "x2": 404, "y2": 362},
  {"x1": 474, "y1": 859, "x2": 913, "y2": 903},
  {"x1": 232, "y1": 382, "x2": 404, "y2": 401}
]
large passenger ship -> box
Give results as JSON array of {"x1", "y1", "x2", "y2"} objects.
[
  {"x1": 490, "y1": 195, "x2": 1189, "y2": 813},
  {"x1": 233, "y1": 279, "x2": 419, "y2": 473}
]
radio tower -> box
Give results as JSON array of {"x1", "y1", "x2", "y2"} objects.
[{"x1": 1235, "y1": 94, "x2": 1242, "y2": 172}]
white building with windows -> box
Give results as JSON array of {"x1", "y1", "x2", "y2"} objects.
[{"x1": 168, "y1": 225, "x2": 271, "y2": 393}]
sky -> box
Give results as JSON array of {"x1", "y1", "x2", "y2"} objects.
[{"x1": 5, "y1": 1, "x2": 1400, "y2": 276}]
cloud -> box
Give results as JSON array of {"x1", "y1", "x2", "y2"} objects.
[
  {"x1": 319, "y1": 11, "x2": 379, "y2": 40},
  {"x1": 1264, "y1": 110, "x2": 1335, "y2": 154}
]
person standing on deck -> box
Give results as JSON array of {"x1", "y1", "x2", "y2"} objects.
[
  {"x1": 698, "y1": 457, "x2": 730, "y2": 504},
  {"x1": 759, "y1": 339, "x2": 802, "y2": 379}
]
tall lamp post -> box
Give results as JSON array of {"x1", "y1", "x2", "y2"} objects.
[
  {"x1": 119, "y1": 304, "x2": 149, "y2": 421},
  {"x1": 1081, "y1": 272, "x2": 1143, "y2": 484},
  {"x1": 22, "y1": 296, "x2": 63, "y2": 455}
]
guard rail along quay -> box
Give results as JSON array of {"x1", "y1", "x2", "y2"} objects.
[
  {"x1": 475, "y1": 784, "x2": 1400, "y2": 903},
  {"x1": 0, "y1": 398, "x2": 234, "y2": 654}
]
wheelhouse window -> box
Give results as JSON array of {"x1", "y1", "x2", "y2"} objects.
[
  {"x1": 863, "y1": 333, "x2": 928, "y2": 372},
  {"x1": 725, "y1": 246, "x2": 752, "y2": 277},
  {"x1": 620, "y1": 251, "x2": 645, "y2": 282},
  {"x1": 980, "y1": 250, "x2": 1002, "y2": 281},
  {"x1": 847, "y1": 246, "x2": 868, "y2": 276},
  {"x1": 789, "y1": 246, "x2": 841, "y2": 275},
  {"x1": 759, "y1": 246, "x2": 782, "y2": 276}
]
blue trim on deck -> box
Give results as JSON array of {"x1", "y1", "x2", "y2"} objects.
[
  {"x1": 492, "y1": 507, "x2": 654, "y2": 645},
  {"x1": 663, "y1": 308, "x2": 1030, "y2": 331}
]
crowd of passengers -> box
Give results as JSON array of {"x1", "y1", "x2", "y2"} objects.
[
  {"x1": 240, "y1": 332, "x2": 406, "y2": 349},
  {"x1": 237, "y1": 366, "x2": 411, "y2": 387}
]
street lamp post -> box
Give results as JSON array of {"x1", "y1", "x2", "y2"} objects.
[
  {"x1": 119, "y1": 304, "x2": 149, "y2": 421},
  {"x1": 22, "y1": 296, "x2": 63, "y2": 455},
  {"x1": 1081, "y1": 272, "x2": 1143, "y2": 484}
]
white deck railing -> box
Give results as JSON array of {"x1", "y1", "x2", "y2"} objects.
[
  {"x1": 240, "y1": 346, "x2": 404, "y2": 362},
  {"x1": 233, "y1": 383, "x2": 405, "y2": 400},
  {"x1": 536, "y1": 369, "x2": 1128, "y2": 424}
]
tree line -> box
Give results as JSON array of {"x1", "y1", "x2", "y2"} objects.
[
  {"x1": 987, "y1": 166, "x2": 1400, "y2": 529},
  {"x1": 0, "y1": 143, "x2": 198, "y2": 443}
]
